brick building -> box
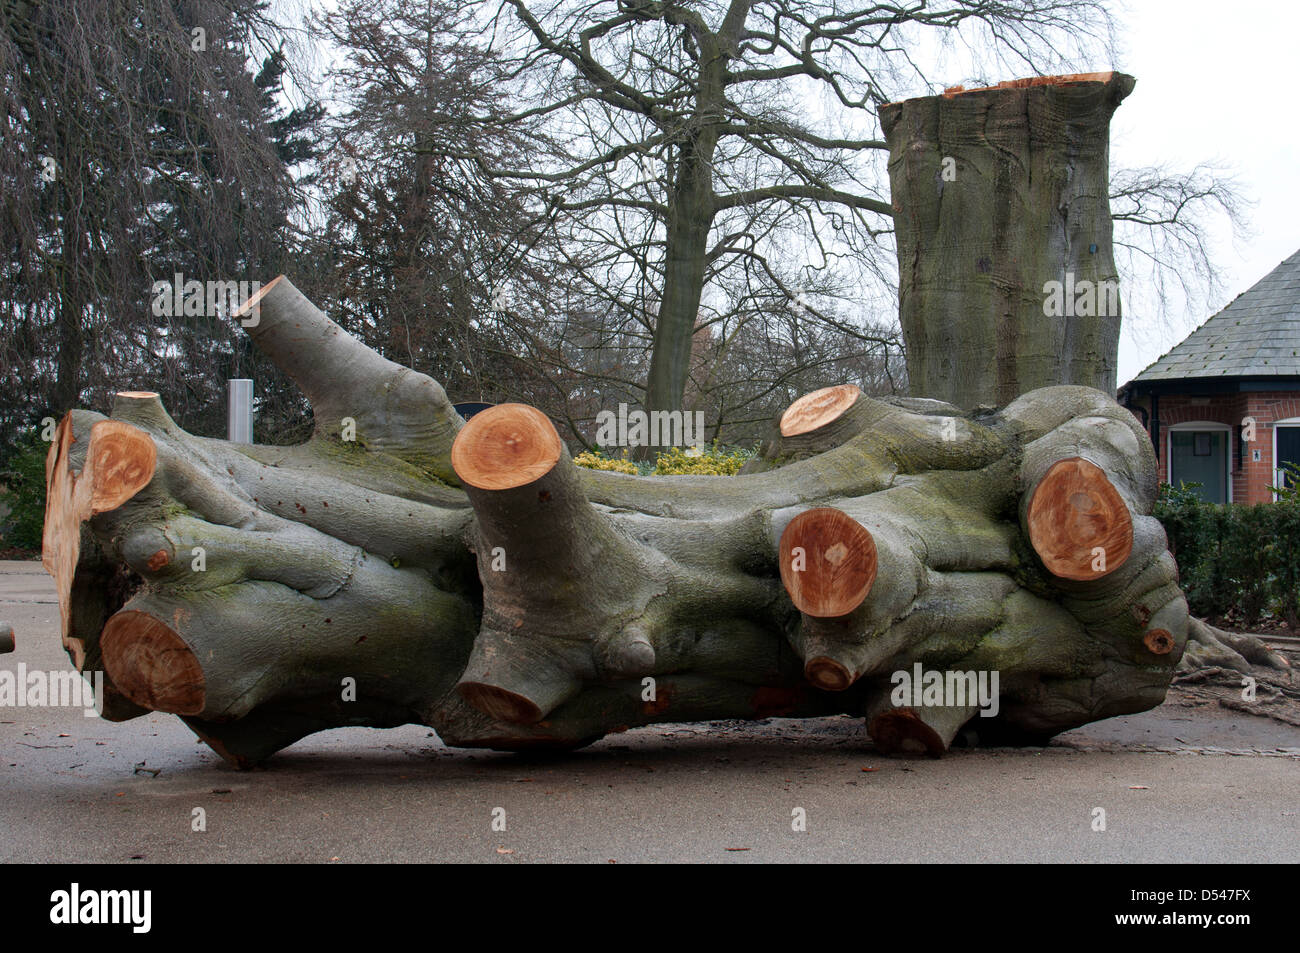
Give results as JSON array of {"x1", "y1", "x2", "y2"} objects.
[{"x1": 1119, "y1": 248, "x2": 1300, "y2": 504}]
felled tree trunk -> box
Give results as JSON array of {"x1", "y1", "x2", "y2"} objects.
[
  {"x1": 40, "y1": 276, "x2": 1198, "y2": 766},
  {"x1": 880, "y1": 73, "x2": 1135, "y2": 408}
]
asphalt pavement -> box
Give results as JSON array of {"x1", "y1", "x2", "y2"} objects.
[{"x1": 2, "y1": 560, "x2": 1297, "y2": 863}]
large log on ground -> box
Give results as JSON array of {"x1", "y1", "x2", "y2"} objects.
[
  {"x1": 880, "y1": 73, "x2": 1135, "y2": 408},
  {"x1": 40, "y1": 276, "x2": 1197, "y2": 766}
]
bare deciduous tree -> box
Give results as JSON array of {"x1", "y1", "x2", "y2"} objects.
[
  {"x1": 476, "y1": 0, "x2": 1112, "y2": 438},
  {"x1": 0, "y1": 0, "x2": 317, "y2": 458}
]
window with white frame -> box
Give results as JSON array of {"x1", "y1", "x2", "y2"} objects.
[
  {"x1": 1168, "y1": 421, "x2": 1231, "y2": 504},
  {"x1": 1274, "y1": 417, "x2": 1300, "y2": 497}
]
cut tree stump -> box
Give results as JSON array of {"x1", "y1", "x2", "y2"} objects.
[
  {"x1": 38, "y1": 276, "x2": 1204, "y2": 765},
  {"x1": 880, "y1": 72, "x2": 1135, "y2": 408}
]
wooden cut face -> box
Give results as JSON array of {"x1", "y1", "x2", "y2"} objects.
[
  {"x1": 1143, "y1": 628, "x2": 1175, "y2": 655},
  {"x1": 1026, "y1": 457, "x2": 1132, "y2": 581},
  {"x1": 451, "y1": 403, "x2": 563, "y2": 490},
  {"x1": 779, "y1": 507, "x2": 878, "y2": 618},
  {"x1": 87, "y1": 421, "x2": 157, "y2": 512},
  {"x1": 779, "y1": 385, "x2": 861, "y2": 437},
  {"x1": 101, "y1": 611, "x2": 205, "y2": 715}
]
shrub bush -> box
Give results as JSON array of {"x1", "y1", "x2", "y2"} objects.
[
  {"x1": 572, "y1": 450, "x2": 639, "y2": 474},
  {"x1": 573, "y1": 442, "x2": 754, "y2": 477},
  {"x1": 0, "y1": 431, "x2": 50, "y2": 553},
  {"x1": 1154, "y1": 482, "x2": 1300, "y2": 627},
  {"x1": 652, "y1": 442, "x2": 750, "y2": 475}
]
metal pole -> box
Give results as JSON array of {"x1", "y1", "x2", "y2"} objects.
[{"x1": 227, "y1": 379, "x2": 253, "y2": 444}]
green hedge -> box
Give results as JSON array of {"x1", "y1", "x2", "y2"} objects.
[
  {"x1": 1154, "y1": 481, "x2": 1300, "y2": 627},
  {"x1": 0, "y1": 430, "x2": 49, "y2": 552}
]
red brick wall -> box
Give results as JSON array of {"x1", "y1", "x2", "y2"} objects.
[
  {"x1": 1125, "y1": 390, "x2": 1300, "y2": 504},
  {"x1": 1242, "y1": 392, "x2": 1300, "y2": 502}
]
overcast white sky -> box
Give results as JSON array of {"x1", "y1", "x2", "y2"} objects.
[{"x1": 1110, "y1": 0, "x2": 1300, "y2": 382}]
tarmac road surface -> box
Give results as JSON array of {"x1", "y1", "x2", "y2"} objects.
[{"x1": 2, "y1": 560, "x2": 1297, "y2": 863}]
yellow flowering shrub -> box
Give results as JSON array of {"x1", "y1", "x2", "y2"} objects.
[
  {"x1": 652, "y1": 444, "x2": 748, "y2": 476},
  {"x1": 573, "y1": 450, "x2": 639, "y2": 474},
  {"x1": 573, "y1": 444, "x2": 751, "y2": 476}
]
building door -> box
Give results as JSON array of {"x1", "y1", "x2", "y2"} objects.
[
  {"x1": 1277, "y1": 423, "x2": 1300, "y2": 493},
  {"x1": 1169, "y1": 428, "x2": 1228, "y2": 503}
]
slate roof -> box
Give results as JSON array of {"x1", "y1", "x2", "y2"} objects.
[{"x1": 1129, "y1": 248, "x2": 1300, "y2": 383}]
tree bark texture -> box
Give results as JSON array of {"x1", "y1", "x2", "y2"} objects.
[
  {"x1": 38, "y1": 276, "x2": 1209, "y2": 766},
  {"x1": 880, "y1": 73, "x2": 1135, "y2": 408}
]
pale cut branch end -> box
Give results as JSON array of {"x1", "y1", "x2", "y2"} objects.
[
  {"x1": 101, "y1": 610, "x2": 206, "y2": 716},
  {"x1": 1026, "y1": 457, "x2": 1133, "y2": 581},
  {"x1": 779, "y1": 384, "x2": 862, "y2": 437},
  {"x1": 779, "y1": 507, "x2": 878, "y2": 618},
  {"x1": 451, "y1": 403, "x2": 563, "y2": 491}
]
